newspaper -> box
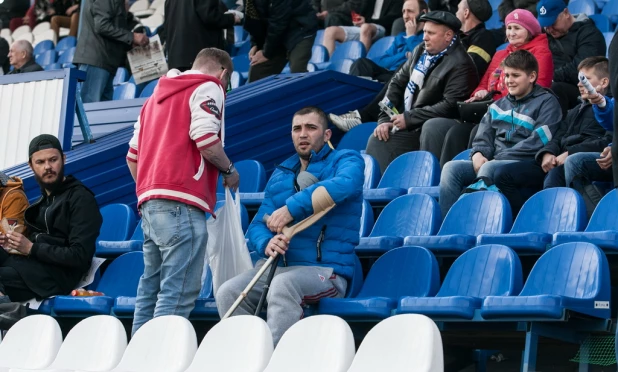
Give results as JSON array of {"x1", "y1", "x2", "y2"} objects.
[{"x1": 127, "y1": 35, "x2": 169, "y2": 85}]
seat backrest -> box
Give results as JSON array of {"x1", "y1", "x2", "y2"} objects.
[
  {"x1": 33, "y1": 39, "x2": 54, "y2": 55},
  {"x1": 130, "y1": 219, "x2": 144, "y2": 240},
  {"x1": 568, "y1": 0, "x2": 596, "y2": 15},
  {"x1": 378, "y1": 151, "x2": 440, "y2": 188},
  {"x1": 35, "y1": 49, "x2": 57, "y2": 66},
  {"x1": 217, "y1": 160, "x2": 267, "y2": 193},
  {"x1": 589, "y1": 14, "x2": 610, "y2": 32},
  {"x1": 438, "y1": 244, "x2": 522, "y2": 297},
  {"x1": 96, "y1": 251, "x2": 145, "y2": 297},
  {"x1": 233, "y1": 25, "x2": 247, "y2": 43},
  {"x1": 452, "y1": 149, "x2": 471, "y2": 161},
  {"x1": 114, "y1": 315, "x2": 197, "y2": 372},
  {"x1": 327, "y1": 58, "x2": 355, "y2": 74},
  {"x1": 359, "y1": 199, "x2": 374, "y2": 237},
  {"x1": 139, "y1": 79, "x2": 159, "y2": 98},
  {"x1": 0, "y1": 315, "x2": 62, "y2": 369},
  {"x1": 331, "y1": 41, "x2": 366, "y2": 62},
  {"x1": 586, "y1": 189, "x2": 618, "y2": 232},
  {"x1": 12, "y1": 25, "x2": 31, "y2": 38},
  {"x1": 310, "y1": 45, "x2": 329, "y2": 64},
  {"x1": 521, "y1": 242, "x2": 610, "y2": 317},
  {"x1": 232, "y1": 54, "x2": 250, "y2": 73},
  {"x1": 337, "y1": 122, "x2": 377, "y2": 153},
  {"x1": 361, "y1": 153, "x2": 380, "y2": 189},
  {"x1": 486, "y1": 9, "x2": 503, "y2": 29},
  {"x1": 50, "y1": 315, "x2": 127, "y2": 370},
  {"x1": 57, "y1": 46, "x2": 75, "y2": 64},
  {"x1": 439, "y1": 192, "x2": 512, "y2": 236},
  {"x1": 347, "y1": 314, "x2": 443, "y2": 372},
  {"x1": 370, "y1": 194, "x2": 440, "y2": 237},
  {"x1": 98, "y1": 203, "x2": 137, "y2": 242},
  {"x1": 358, "y1": 246, "x2": 440, "y2": 298},
  {"x1": 113, "y1": 82, "x2": 137, "y2": 100},
  {"x1": 315, "y1": 29, "x2": 324, "y2": 46},
  {"x1": 511, "y1": 188, "x2": 586, "y2": 234},
  {"x1": 45, "y1": 63, "x2": 62, "y2": 71},
  {"x1": 186, "y1": 315, "x2": 273, "y2": 372},
  {"x1": 113, "y1": 67, "x2": 130, "y2": 85},
  {"x1": 56, "y1": 36, "x2": 76, "y2": 51},
  {"x1": 366, "y1": 36, "x2": 395, "y2": 62},
  {"x1": 263, "y1": 315, "x2": 355, "y2": 372},
  {"x1": 198, "y1": 264, "x2": 213, "y2": 299},
  {"x1": 346, "y1": 254, "x2": 365, "y2": 298}
]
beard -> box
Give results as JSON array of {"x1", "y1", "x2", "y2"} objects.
[{"x1": 34, "y1": 166, "x2": 65, "y2": 194}]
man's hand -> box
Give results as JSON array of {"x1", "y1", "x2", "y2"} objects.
[
  {"x1": 391, "y1": 113, "x2": 406, "y2": 131},
  {"x1": 465, "y1": 90, "x2": 489, "y2": 103},
  {"x1": 597, "y1": 146, "x2": 613, "y2": 170},
  {"x1": 4, "y1": 231, "x2": 33, "y2": 256},
  {"x1": 0, "y1": 233, "x2": 7, "y2": 247},
  {"x1": 249, "y1": 46, "x2": 258, "y2": 59},
  {"x1": 555, "y1": 152, "x2": 568, "y2": 166},
  {"x1": 132, "y1": 33, "x2": 149, "y2": 47},
  {"x1": 541, "y1": 153, "x2": 557, "y2": 172},
  {"x1": 66, "y1": 4, "x2": 79, "y2": 15},
  {"x1": 22, "y1": 15, "x2": 30, "y2": 23},
  {"x1": 405, "y1": 18, "x2": 417, "y2": 36},
  {"x1": 353, "y1": 15, "x2": 365, "y2": 26},
  {"x1": 265, "y1": 234, "x2": 290, "y2": 257},
  {"x1": 317, "y1": 10, "x2": 328, "y2": 20},
  {"x1": 472, "y1": 152, "x2": 488, "y2": 173},
  {"x1": 374, "y1": 122, "x2": 394, "y2": 141},
  {"x1": 250, "y1": 50, "x2": 268, "y2": 66},
  {"x1": 234, "y1": 14, "x2": 241, "y2": 24},
  {"x1": 267, "y1": 206, "x2": 294, "y2": 233},
  {"x1": 223, "y1": 172, "x2": 240, "y2": 192}
]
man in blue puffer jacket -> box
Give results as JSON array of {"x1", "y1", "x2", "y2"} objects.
[{"x1": 216, "y1": 106, "x2": 365, "y2": 344}]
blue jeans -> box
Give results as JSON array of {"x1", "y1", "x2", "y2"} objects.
[
  {"x1": 564, "y1": 152, "x2": 613, "y2": 186},
  {"x1": 78, "y1": 64, "x2": 114, "y2": 103},
  {"x1": 439, "y1": 160, "x2": 518, "y2": 217},
  {"x1": 132, "y1": 199, "x2": 208, "y2": 335}
]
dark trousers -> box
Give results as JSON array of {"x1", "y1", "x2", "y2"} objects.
[
  {"x1": 248, "y1": 36, "x2": 315, "y2": 83},
  {"x1": 365, "y1": 128, "x2": 421, "y2": 173},
  {"x1": 420, "y1": 118, "x2": 477, "y2": 167},
  {"x1": 552, "y1": 81, "x2": 580, "y2": 117},
  {"x1": 349, "y1": 58, "x2": 394, "y2": 83},
  {"x1": 0, "y1": 249, "x2": 36, "y2": 301}
]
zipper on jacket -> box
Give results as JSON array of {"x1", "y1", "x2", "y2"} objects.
[
  {"x1": 316, "y1": 225, "x2": 326, "y2": 262},
  {"x1": 44, "y1": 196, "x2": 54, "y2": 234}
]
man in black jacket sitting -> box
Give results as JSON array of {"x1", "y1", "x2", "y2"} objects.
[
  {"x1": 0, "y1": 135, "x2": 102, "y2": 304},
  {"x1": 365, "y1": 10, "x2": 478, "y2": 172}
]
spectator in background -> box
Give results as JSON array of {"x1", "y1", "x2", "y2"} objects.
[
  {"x1": 457, "y1": 0, "x2": 496, "y2": 78},
  {"x1": 347, "y1": 0, "x2": 428, "y2": 83},
  {"x1": 8, "y1": 40, "x2": 43, "y2": 74},
  {"x1": 323, "y1": 0, "x2": 404, "y2": 56},
  {"x1": 73, "y1": 0, "x2": 148, "y2": 103},
  {"x1": 164, "y1": 0, "x2": 241, "y2": 71},
  {"x1": 0, "y1": 37, "x2": 9, "y2": 75},
  {"x1": 244, "y1": 0, "x2": 318, "y2": 82},
  {"x1": 313, "y1": 0, "x2": 364, "y2": 27},
  {"x1": 10, "y1": 0, "x2": 54, "y2": 32},
  {"x1": 428, "y1": 0, "x2": 459, "y2": 13},
  {"x1": 50, "y1": 0, "x2": 81, "y2": 38},
  {"x1": 536, "y1": 0, "x2": 606, "y2": 115},
  {"x1": 0, "y1": 0, "x2": 29, "y2": 31},
  {"x1": 498, "y1": 0, "x2": 537, "y2": 21}
]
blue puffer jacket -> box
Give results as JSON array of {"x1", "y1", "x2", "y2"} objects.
[{"x1": 246, "y1": 145, "x2": 364, "y2": 280}]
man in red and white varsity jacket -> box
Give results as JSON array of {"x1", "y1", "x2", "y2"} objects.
[{"x1": 125, "y1": 48, "x2": 240, "y2": 335}]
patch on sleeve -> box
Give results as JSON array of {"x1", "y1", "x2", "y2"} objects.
[{"x1": 200, "y1": 97, "x2": 221, "y2": 120}]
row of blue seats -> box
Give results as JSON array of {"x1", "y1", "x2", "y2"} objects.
[
  {"x1": 35, "y1": 47, "x2": 76, "y2": 68},
  {"x1": 33, "y1": 37, "x2": 76, "y2": 58},
  {"x1": 113, "y1": 79, "x2": 159, "y2": 100}
]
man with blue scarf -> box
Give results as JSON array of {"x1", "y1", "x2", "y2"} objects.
[{"x1": 365, "y1": 10, "x2": 479, "y2": 172}]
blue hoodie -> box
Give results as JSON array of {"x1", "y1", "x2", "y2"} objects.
[
  {"x1": 374, "y1": 32, "x2": 424, "y2": 71},
  {"x1": 592, "y1": 96, "x2": 614, "y2": 132}
]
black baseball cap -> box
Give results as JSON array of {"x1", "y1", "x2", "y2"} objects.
[{"x1": 28, "y1": 134, "x2": 63, "y2": 158}]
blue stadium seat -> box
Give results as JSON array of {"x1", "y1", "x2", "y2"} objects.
[
  {"x1": 36, "y1": 50, "x2": 56, "y2": 66},
  {"x1": 406, "y1": 148, "x2": 466, "y2": 196},
  {"x1": 603, "y1": 32, "x2": 613, "y2": 56},
  {"x1": 489, "y1": 0, "x2": 501, "y2": 9},
  {"x1": 217, "y1": 160, "x2": 267, "y2": 196},
  {"x1": 361, "y1": 153, "x2": 380, "y2": 189},
  {"x1": 310, "y1": 45, "x2": 329, "y2": 64},
  {"x1": 318, "y1": 246, "x2": 440, "y2": 319},
  {"x1": 232, "y1": 54, "x2": 250, "y2": 80},
  {"x1": 496, "y1": 42, "x2": 508, "y2": 51},
  {"x1": 97, "y1": 220, "x2": 144, "y2": 258},
  {"x1": 315, "y1": 29, "x2": 324, "y2": 46},
  {"x1": 44, "y1": 63, "x2": 62, "y2": 71},
  {"x1": 568, "y1": 0, "x2": 596, "y2": 15},
  {"x1": 230, "y1": 70, "x2": 246, "y2": 89},
  {"x1": 139, "y1": 79, "x2": 158, "y2": 98},
  {"x1": 477, "y1": 188, "x2": 586, "y2": 253},
  {"x1": 397, "y1": 244, "x2": 523, "y2": 319},
  {"x1": 359, "y1": 200, "x2": 374, "y2": 238},
  {"x1": 364, "y1": 151, "x2": 440, "y2": 204},
  {"x1": 113, "y1": 82, "x2": 137, "y2": 100},
  {"x1": 453, "y1": 149, "x2": 471, "y2": 161},
  {"x1": 96, "y1": 204, "x2": 137, "y2": 250},
  {"x1": 553, "y1": 189, "x2": 618, "y2": 251},
  {"x1": 602, "y1": 3, "x2": 618, "y2": 27},
  {"x1": 336, "y1": 122, "x2": 377, "y2": 152},
  {"x1": 367, "y1": 36, "x2": 395, "y2": 63},
  {"x1": 326, "y1": 58, "x2": 355, "y2": 74},
  {"x1": 404, "y1": 192, "x2": 512, "y2": 254},
  {"x1": 239, "y1": 192, "x2": 265, "y2": 210},
  {"x1": 590, "y1": 14, "x2": 611, "y2": 32},
  {"x1": 53, "y1": 252, "x2": 145, "y2": 316},
  {"x1": 234, "y1": 25, "x2": 248, "y2": 44},
  {"x1": 481, "y1": 242, "x2": 611, "y2": 320},
  {"x1": 113, "y1": 67, "x2": 130, "y2": 86},
  {"x1": 56, "y1": 36, "x2": 77, "y2": 53},
  {"x1": 485, "y1": 10, "x2": 503, "y2": 29},
  {"x1": 57, "y1": 46, "x2": 75, "y2": 67},
  {"x1": 356, "y1": 194, "x2": 440, "y2": 255},
  {"x1": 33, "y1": 40, "x2": 54, "y2": 56},
  {"x1": 128, "y1": 75, "x2": 149, "y2": 96},
  {"x1": 332, "y1": 41, "x2": 366, "y2": 62}
]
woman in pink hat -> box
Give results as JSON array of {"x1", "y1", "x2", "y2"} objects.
[{"x1": 467, "y1": 9, "x2": 554, "y2": 102}]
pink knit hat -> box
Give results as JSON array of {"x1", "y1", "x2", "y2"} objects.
[{"x1": 505, "y1": 9, "x2": 541, "y2": 38}]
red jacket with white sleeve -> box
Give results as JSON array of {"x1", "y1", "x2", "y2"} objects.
[{"x1": 126, "y1": 69, "x2": 226, "y2": 215}]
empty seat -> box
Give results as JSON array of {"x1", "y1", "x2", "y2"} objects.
[
  {"x1": 33, "y1": 39, "x2": 54, "y2": 56},
  {"x1": 347, "y1": 314, "x2": 444, "y2": 372},
  {"x1": 232, "y1": 54, "x2": 250, "y2": 80},
  {"x1": 366, "y1": 36, "x2": 395, "y2": 62},
  {"x1": 53, "y1": 251, "x2": 145, "y2": 315},
  {"x1": 44, "y1": 63, "x2": 62, "y2": 71},
  {"x1": 36, "y1": 315, "x2": 127, "y2": 372},
  {"x1": 263, "y1": 315, "x2": 355, "y2": 372},
  {"x1": 359, "y1": 199, "x2": 374, "y2": 238},
  {"x1": 364, "y1": 151, "x2": 440, "y2": 204},
  {"x1": 336, "y1": 122, "x2": 377, "y2": 152},
  {"x1": 0, "y1": 315, "x2": 62, "y2": 371},
  {"x1": 331, "y1": 41, "x2": 366, "y2": 62},
  {"x1": 33, "y1": 28, "x2": 57, "y2": 46},
  {"x1": 397, "y1": 244, "x2": 522, "y2": 319},
  {"x1": 327, "y1": 58, "x2": 355, "y2": 74},
  {"x1": 110, "y1": 316, "x2": 197, "y2": 372},
  {"x1": 15, "y1": 32, "x2": 33, "y2": 43},
  {"x1": 481, "y1": 242, "x2": 611, "y2": 320},
  {"x1": 361, "y1": 153, "x2": 380, "y2": 189},
  {"x1": 35, "y1": 49, "x2": 57, "y2": 66},
  {"x1": 11, "y1": 25, "x2": 31, "y2": 38},
  {"x1": 56, "y1": 36, "x2": 77, "y2": 53},
  {"x1": 57, "y1": 46, "x2": 75, "y2": 66},
  {"x1": 356, "y1": 194, "x2": 440, "y2": 255},
  {"x1": 98, "y1": 219, "x2": 144, "y2": 258},
  {"x1": 140, "y1": 78, "x2": 159, "y2": 98},
  {"x1": 319, "y1": 246, "x2": 440, "y2": 319},
  {"x1": 310, "y1": 44, "x2": 329, "y2": 64},
  {"x1": 568, "y1": 0, "x2": 596, "y2": 15},
  {"x1": 590, "y1": 14, "x2": 611, "y2": 32},
  {"x1": 113, "y1": 67, "x2": 130, "y2": 85},
  {"x1": 32, "y1": 21, "x2": 51, "y2": 35},
  {"x1": 184, "y1": 315, "x2": 273, "y2": 372},
  {"x1": 96, "y1": 203, "x2": 137, "y2": 253},
  {"x1": 404, "y1": 192, "x2": 512, "y2": 254},
  {"x1": 553, "y1": 189, "x2": 618, "y2": 250},
  {"x1": 477, "y1": 188, "x2": 586, "y2": 253},
  {"x1": 114, "y1": 82, "x2": 138, "y2": 100},
  {"x1": 217, "y1": 160, "x2": 267, "y2": 195}
]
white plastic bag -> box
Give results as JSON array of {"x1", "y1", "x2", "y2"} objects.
[{"x1": 206, "y1": 188, "x2": 253, "y2": 295}]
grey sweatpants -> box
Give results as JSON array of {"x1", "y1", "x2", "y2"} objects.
[{"x1": 216, "y1": 259, "x2": 347, "y2": 345}]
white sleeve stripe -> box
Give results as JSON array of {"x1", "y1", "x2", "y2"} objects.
[{"x1": 196, "y1": 136, "x2": 219, "y2": 148}]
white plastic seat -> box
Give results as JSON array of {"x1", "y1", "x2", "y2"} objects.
[
  {"x1": 11, "y1": 25, "x2": 31, "y2": 38},
  {"x1": 0, "y1": 28, "x2": 11, "y2": 38},
  {"x1": 141, "y1": 14, "x2": 164, "y2": 30},
  {"x1": 59, "y1": 28, "x2": 70, "y2": 37},
  {"x1": 184, "y1": 315, "x2": 273, "y2": 372},
  {"x1": 34, "y1": 29, "x2": 58, "y2": 46},
  {"x1": 149, "y1": 0, "x2": 165, "y2": 10},
  {"x1": 0, "y1": 315, "x2": 62, "y2": 371},
  {"x1": 347, "y1": 314, "x2": 444, "y2": 372},
  {"x1": 1, "y1": 35, "x2": 12, "y2": 45},
  {"x1": 110, "y1": 315, "x2": 197, "y2": 372},
  {"x1": 129, "y1": 0, "x2": 150, "y2": 13},
  {"x1": 32, "y1": 21, "x2": 51, "y2": 35},
  {"x1": 263, "y1": 315, "x2": 355, "y2": 372},
  {"x1": 15, "y1": 32, "x2": 33, "y2": 43}
]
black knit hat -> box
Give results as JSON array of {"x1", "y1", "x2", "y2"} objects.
[
  {"x1": 28, "y1": 134, "x2": 63, "y2": 158},
  {"x1": 419, "y1": 11, "x2": 462, "y2": 31},
  {"x1": 467, "y1": 0, "x2": 493, "y2": 22}
]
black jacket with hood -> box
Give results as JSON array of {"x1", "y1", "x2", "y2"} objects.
[{"x1": 3, "y1": 176, "x2": 102, "y2": 299}]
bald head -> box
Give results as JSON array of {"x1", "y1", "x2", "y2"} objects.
[{"x1": 8, "y1": 40, "x2": 34, "y2": 70}]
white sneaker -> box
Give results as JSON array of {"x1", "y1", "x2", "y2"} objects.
[{"x1": 329, "y1": 110, "x2": 362, "y2": 132}]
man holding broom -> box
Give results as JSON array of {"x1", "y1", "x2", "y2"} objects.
[{"x1": 216, "y1": 106, "x2": 365, "y2": 345}]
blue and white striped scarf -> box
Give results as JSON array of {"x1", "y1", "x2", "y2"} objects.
[{"x1": 404, "y1": 35, "x2": 458, "y2": 111}]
